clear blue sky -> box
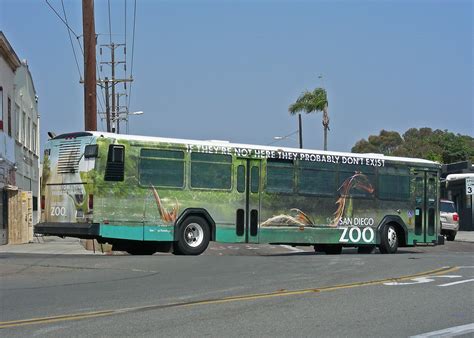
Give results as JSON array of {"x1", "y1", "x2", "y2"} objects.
[{"x1": 1, "y1": 0, "x2": 472, "y2": 152}]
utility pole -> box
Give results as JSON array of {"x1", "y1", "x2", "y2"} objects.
[
  {"x1": 99, "y1": 43, "x2": 130, "y2": 133},
  {"x1": 116, "y1": 93, "x2": 120, "y2": 134},
  {"x1": 298, "y1": 114, "x2": 303, "y2": 149},
  {"x1": 104, "y1": 77, "x2": 110, "y2": 132},
  {"x1": 82, "y1": 0, "x2": 97, "y2": 131},
  {"x1": 111, "y1": 43, "x2": 116, "y2": 133}
]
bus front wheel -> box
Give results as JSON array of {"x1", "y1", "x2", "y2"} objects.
[
  {"x1": 379, "y1": 224, "x2": 399, "y2": 254},
  {"x1": 173, "y1": 216, "x2": 210, "y2": 255}
]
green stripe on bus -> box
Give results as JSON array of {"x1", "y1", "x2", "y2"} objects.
[{"x1": 100, "y1": 224, "x2": 144, "y2": 241}]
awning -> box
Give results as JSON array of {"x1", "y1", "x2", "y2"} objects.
[{"x1": 446, "y1": 173, "x2": 474, "y2": 182}]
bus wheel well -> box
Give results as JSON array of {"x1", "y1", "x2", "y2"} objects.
[
  {"x1": 386, "y1": 221, "x2": 407, "y2": 247},
  {"x1": 378, "y1": 216, "x2": 408, "y2": 248},
  {"x1": 175, "y1": 209, "x2": 216, "y2": 241}
]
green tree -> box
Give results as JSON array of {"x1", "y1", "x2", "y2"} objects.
[
  {"x1": 289, "y1": 88, "x2": 329, "y2": 150},
  {"x1": 351, "y1": 130, "x2": 403, "y2": 156},
  {"x1": 352, "y1": 128, "x2": 474, "y2": 164}
]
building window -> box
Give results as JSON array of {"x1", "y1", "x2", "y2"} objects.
[
  {"x1": 21, "y1": 111, "x2": 26, "y2": 144},
  {"x1": 7, "y1": 97, "x2": 11, "y2": 136},
  {"x1": 15, "y1": 103, "x2": 20, "y2": 140},
  {"x1": 32, "y1": 123, "x2": 37, "y2": 154},
  {"x1": 27, "y1": 117, "x2": 31, "y2": 149}
]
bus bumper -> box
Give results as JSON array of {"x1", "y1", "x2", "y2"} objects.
[{"x1": 35, "y1": 222, "x2": 100, "y2": 239}]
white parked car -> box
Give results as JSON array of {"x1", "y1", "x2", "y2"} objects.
[{"x1": 440, "y1": 199, "x2": 459, "y2": 241}]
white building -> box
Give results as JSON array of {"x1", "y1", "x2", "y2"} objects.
[
  {"x1": 14, "y1": 60, "x2": 40, "y2": 224},
  {"x1": 0, "y1": 31, "x2": 40, "y2": 244}
]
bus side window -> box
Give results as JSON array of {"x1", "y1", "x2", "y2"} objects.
[
  {"x1": 265, "y1": 159, "x2": 294, "y2": 193},
  {"x1": 139, "y1": 149, "x2": 185, "y2": 188},
  {"x1": 105, "y1": 145, "x2": 125, "y2": 181},
  {"x1": 378, "y1": 166, "x2": 410, "y2": 201}
]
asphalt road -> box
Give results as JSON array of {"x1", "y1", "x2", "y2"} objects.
[{"x1": 1, "y1": 242, "x2": 473, "y2": 337}]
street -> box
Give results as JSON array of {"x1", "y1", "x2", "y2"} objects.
[{"x1": 1, "y1": 240, "x2": 473, "y2": 337}]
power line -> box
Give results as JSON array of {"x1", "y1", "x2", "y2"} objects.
[
  {"x1": 45, "y1": 0, "x2": 80, "y2": 38},
  {"x1": 74, "y1": 27, "x2": 106, "y2": 131},
  {"x1": 46, "y1": 0, "x2": 109, "y2": 131},
  {"x1": 60, "y1": 0, "x2": 82, "y2": 81}
]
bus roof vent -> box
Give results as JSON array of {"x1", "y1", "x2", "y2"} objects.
[{"x1": 57, "y1": 140, "x2": 82, "y2": 174}]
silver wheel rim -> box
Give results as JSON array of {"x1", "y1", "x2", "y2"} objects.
[
  {"x1": 184, "y1": 223, "x2": 204, "y2": 248},
  {"x1": 387, "y1": 226, "x2": 397, "y2": 248}
]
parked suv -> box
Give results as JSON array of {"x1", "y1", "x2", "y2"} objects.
[{"x1": 440, "y1": 199, "x2": 459, "y2": 241}]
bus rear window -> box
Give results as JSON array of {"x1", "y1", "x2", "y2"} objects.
[
  {"x1": 84, "y1": 144, "x2": 98, "y2": 158},
  {"x1": 104, "y1": 145, "x2": 125, "y2": 181}
]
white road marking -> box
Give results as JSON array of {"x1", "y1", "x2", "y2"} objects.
[
  {"x1": 410, "y1": 323, "x2": 474, "y2": 337},
  {"x1": 384, "y1": 275, "x2": 462, "y2": 286},
  {"x1": 438, "y1": 278, "x2": 474, "y2": 287},
  {"x1": 280, "y1": 245, "x2": 305, "y2": 253}
]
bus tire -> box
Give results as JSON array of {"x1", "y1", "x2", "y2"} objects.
[
  {"x1": 173, "y1": 216, "x2": 210, "y2": 255},
  {"x1": 379, "y1": 224, "x2": 398, "y2": 254},
  {"x1": 357, "y1": 245, "x2": 375, "y2": 254}
]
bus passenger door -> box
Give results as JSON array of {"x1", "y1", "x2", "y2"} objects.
[
  {"x1": 425, "y1": 172, "x2": 438, "y2": 243},
  {"x1": 235, "y1": 159, "x2": 261, "y2": 244},
  {"x1": 412, "y1": 170, "x2": 438, "y2": 244}
]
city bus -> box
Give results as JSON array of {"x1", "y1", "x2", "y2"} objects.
[{"x1": 35, "y1": 131, "x2": 444, "y2": 255}]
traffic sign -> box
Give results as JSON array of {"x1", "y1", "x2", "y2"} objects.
[{"x1": 467, "y1": 177, "x2": 474, "y2": 195}]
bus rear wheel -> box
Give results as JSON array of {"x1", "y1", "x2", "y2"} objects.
[
  {"x1": 379, "y1": 224, "x2": 398, "y2": 254},
  {"x1": 173, "y1": 216, "x2": 210, "y2": 255}
]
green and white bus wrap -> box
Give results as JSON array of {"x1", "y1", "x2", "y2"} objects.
[{"x1": 36, "y1": 132, "x2": 444, "y2": 255}]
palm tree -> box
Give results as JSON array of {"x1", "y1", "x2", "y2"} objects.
[{"x1": 288, "y1": 88, "x2": 329, "y2": 150}]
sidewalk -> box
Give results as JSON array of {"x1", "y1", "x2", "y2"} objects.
[
  {"x1": 455, "y1": 231, "x2": 474, "y2": 243},
  {"x1": 0, "y1": 236, "x2": 106, "y2": 255}
]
